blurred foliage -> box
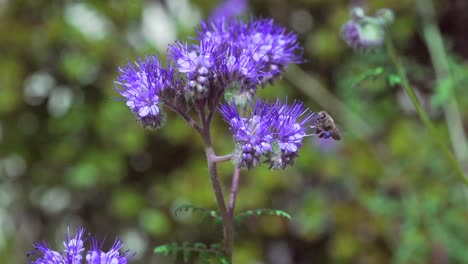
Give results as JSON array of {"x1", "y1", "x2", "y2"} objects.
[{"x1": 0, "y1": 0, "x2": 467, "y2": 263}]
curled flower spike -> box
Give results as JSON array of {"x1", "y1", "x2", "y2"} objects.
[
  {"x1": 168, "y1": 39, "x2": 229, "y2": 100},
  {"x1": 116, "y1": 56, "x2": 173, "y2": 129},
  {"x1": 219, "y1": 100, "x2": 275, "y2": 169},
  {"x1": 220, "y1": 99, "x2": 316, "y2": 170},
  {"x1": 266, "y1": 101, "x2": 316, "y2": 170},
  {"x1": 199, "y1": 18, "x2": 302, "y2": 89},
  {"x1": 242, "y1": 18, "x2": 303, "y2": 83},
  {"x1": 28, "y1": 227, "x2": 133, "y2": 264},
  {"x1": 341, "y1": 7, "x2": 394, "y2": 52},
  {"x1": 116, "y1": 18, "x2": 305, "y2": 126}
]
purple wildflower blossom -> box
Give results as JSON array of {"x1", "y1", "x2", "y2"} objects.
[
  {"x1": 199, "y1": 18, "x2": 302, "y2": 88},
  {"x1": 168, "y1": 39, "x2": 227, "y2": 99},
  {"x1": 116, "y1": 18, "x2": 305, "y2": 127},
  {"x1": 241, "y1": 19, "x2": 302, "y2": 83},
  {"x1": 169, "y1": 34, "x2": 264, "y2": 101},
  {"x1": 220, "y1": 99, "x2": 315, "y2": 170},
  {"x1": 266, "y1": 101, "x2": 316, "y2": 170},
  {"x1": 341, "y1": 20, "x2": 385, "y2": 52},
  {"x1": 210, "y1": 0, "x2": 248, "y2": 20},
  {"x1": 116, "y1": 56, "x2": 172, "y2": 128},
  {"x1": 28, "y1": 228, "x2": 132, "y2": 264},
  {"x1": 198, "y1": 19, "x2": 239, "y2": 46},
  {"x1": 86, "y1": 236, "x2": 129, "y2": 264},
  {"x1": 219, "y1": 100, "x2": 274, "y2": 169}
]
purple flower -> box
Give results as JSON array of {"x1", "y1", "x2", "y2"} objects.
[
  {"x1": 86, "y1": 237, "x2": 129, "y2": 264},
  {"x1": 116, "y1": 56, "x2": 172, "y2": 128},
  {"x1": 220, "y1": 45, "x2": 264, "y2": 91},
  {"x1": 241, "y1": 19, "x2": 302, "y2": 83},
  {"x1": 266, "y1": 101, "x2": 316, "y2": 170},
  {"x1": 169, "y1": 35, "x2": 263, "y2": 102},
  {"x1": 341, "y1": 20, "x2": 384, "y2": 52},
  {"x1": 219, "y1": 100, "x2": 274, "y2": 169},
  {"x1": 220, "y1": 99, "x2": 315, "y2": 170},
  {"x1": 168, "y1": 39, "x2": 228, "y2": 99},
  {"x1": 116, "y1": 18, "x2": 305, "y2": 126},
  {"x1": 341, "y1": 7, "x2": 394, "y2": 52},
  {"x1": 210, "y1": 0, "x2": 248, "y2": 20},
  {"x1": 199, "y1": 18, "x2": 302, "y2": 88},
  {"x1": 28, "y1": 227, "x2": 132, "y2": 264},
  {"x1": 198, "y1": 19, "x2": 240, "y2": 47}
]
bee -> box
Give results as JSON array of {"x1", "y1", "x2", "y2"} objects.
[{"x1": 314, "y1": 111, "x2": 341, "y2": 140}]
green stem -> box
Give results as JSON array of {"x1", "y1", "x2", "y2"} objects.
[
  {"x1": 416, "y1": 0, "x2": 468, "y2": 166},
  {"x1": 385, "y1": 38, "x2": 467, "y2": 185}
]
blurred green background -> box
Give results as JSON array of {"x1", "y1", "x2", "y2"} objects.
[{"x1": 1, "y1": 0, "x2": 467, "y2": 263}]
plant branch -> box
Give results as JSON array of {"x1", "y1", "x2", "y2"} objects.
[
  {"x1": 213, "y1": 154, "x2": 233, "y2": 163},
  {"x1": 228, "y1": 167, "x2": 241, "y2": 218},
  {"x1": 205, "y1": 146, "x2": 234, "y2": 262},
  {"x1": 385, "y1": 38, "x2": 467, "y2": 185},
  {"x1": 165, "y1": 103, "x2": 203, "y2": 135},
  {"x1": 198, "y1": 101, "x2": 208, "y2": 128},
  {"x1": 202, "y1": 121, "x2": 234, "y2": 262},
  {"x1": 206, "y1": 91, "x2": 224, "y2": 126}
]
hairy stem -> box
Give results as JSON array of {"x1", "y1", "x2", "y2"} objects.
[
  {"x1": 205, "y1": 145, "x2": 234, "y2": 262},
  {"x1": 165, "y1": 103, "x2": 203, "y2": 134},
  {"x1": 200, "y1": 109, "x2": 234, "y2": 261},
  {"x1": 385, "y1": 39, "x2": 467, "y2": 185},
  {"x1": 228, "y1": 167, "x2": 241, "y2": 218},
  {"x1": 213, "y1": 154, "x2": 233, "y2": 163}
]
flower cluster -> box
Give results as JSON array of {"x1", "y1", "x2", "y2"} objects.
[
  {"x1": 28, "y1": 228, "x2": 132, "y2": 264},
  {"x1": 115, "y1": 18, "x2": 302, "y2": 128},
  {"x1": 115, "y1": 56, "x2": 174, "y2": 129},
  {"x1": 199, "y1": 18, "x2": 302, "y2": 87},
  {"x1": 220, "y1": 100, "x2": 316, "y2": 170},
  {"x1": 341, "y1": 7, "x2": 394, "y2": 52}
]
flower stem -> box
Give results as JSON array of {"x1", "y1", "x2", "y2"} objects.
[
  {"x1": 200, "y1": 116, "x2": 234, "y2": 262},
  {"x1": 165, "y1": 103, "x2": 203, "y2": 134},
  {"x1": 228, "y1": 167, "x2": 241, "y2": 218},
  {"x1": 385, "y1": 38, "x2": 467, "y2": 185},
  {"x1": 205, "y1": 145, "x2": 234, "y2": 262},
  {"x1": 417, "y1": 0, "x2": 468, "y2": 168},
  {"x1": 213, "y1": 154, "x2": 233, "y2": 163}
]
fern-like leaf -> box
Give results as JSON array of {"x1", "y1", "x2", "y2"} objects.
[
  {"x1": 154, "y1": 242, "x2": 226, "y2": 263},
  {"x1": 350, "y1": 66, "x2": 384, "y2": 87},
  {"x1": 234, "y1": 208, "x2": 292, "y2": 225},
  {"x1": 175, "y1": 204, "x2": 222, "y2": 223}
]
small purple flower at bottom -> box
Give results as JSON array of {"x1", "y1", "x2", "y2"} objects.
[
  {"x1": 28, "y1": 227, "x2": 132, "y2": 264},
  {"x1": 86, "y1": 236, "x2": 129, "y2": 264}
]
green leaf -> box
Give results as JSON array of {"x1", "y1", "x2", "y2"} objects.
[
  {"x1": 154, "y1": 242, "x2": 226, "y2": 263},
  {"x1": 175, "y1": 204, "x2": 222, "y2": 223},
  {"x1": 386, "y1": 74, "x2": 401, "y2": 86},
  {"x1": 234, "y1": 208, "x2": 292, "y2": 224},
  {"x1": 351, "y1": 66, "x2": 385, "y2": 87}
]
